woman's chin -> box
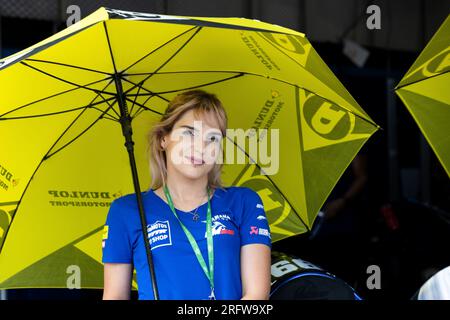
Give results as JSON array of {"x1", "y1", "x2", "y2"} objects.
[{"x1": 174, "y1": 163, "x2": 210, "y2": 180}]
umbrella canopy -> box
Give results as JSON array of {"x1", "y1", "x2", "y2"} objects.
[
  {"x1": 395, "y1": 14, "x2": 450, "y2": 177},
  {"x1": 0, "y1": 7, "x2": 378, "y2": 289}
]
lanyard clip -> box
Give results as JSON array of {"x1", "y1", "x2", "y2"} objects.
[{"x1": 209, "y1": 287, "x2": 216, "y2": 300}]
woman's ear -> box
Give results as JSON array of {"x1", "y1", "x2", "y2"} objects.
[{"x1": 160, "y1": 136, "x2": 167, "y2": 150}]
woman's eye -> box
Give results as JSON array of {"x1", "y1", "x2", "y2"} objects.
[
  {"x1": 183, "y1": 129, "x2": 195, "y2": 136},
  {"x1": 209, "y1": 135, "x2": 221, "y2": 142}
]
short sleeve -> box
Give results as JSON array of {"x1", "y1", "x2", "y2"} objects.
[
  {"x1": 239, "y1": 188, "x2": 272, "y2": 248},
  {"x1": 102, "y1": 199, "x2": 133, "y2": 264}
]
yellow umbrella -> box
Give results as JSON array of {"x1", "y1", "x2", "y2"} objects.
[
  {"x1": 0, "y1": 7, "x2": 378, "y2": 290},
  {"x1": 395, "y1": 14, "x2": 450, "y2": 177}
]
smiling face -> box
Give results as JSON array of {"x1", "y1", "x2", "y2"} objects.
[
  {"x1": 148, "y1": 89, "x2": 228, "y2": 190},
  {"x1": 161, "y1": 109, "x2": 224, "y2": 181}
]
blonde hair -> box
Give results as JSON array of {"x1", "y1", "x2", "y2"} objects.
[{"x1": 146, "y1": 89, "x2": 228, "y2": 192}]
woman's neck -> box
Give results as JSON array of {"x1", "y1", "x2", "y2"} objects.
[{"x1": 164, "y1": 167, "x2": 210, "y2": 202}]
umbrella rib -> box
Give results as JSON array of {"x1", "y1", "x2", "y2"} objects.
[
  {"x1": 139, "y1": 95, "x2": 156, "y2": 116},
  {"x1": 124, "y1": 69, "x2": 315, "y2": 90},
  {"x1": 122, "y1": 25, "x2": 199, "y2": 74},
  {"x1": 125, "y1": 73, "x2": 245, "y2": 96},
  {"x1": 132, "y1": 105, "x2": 147, "y2": 119},
  {"x1": 102, "y1": 20, "x2": 200, "y2": 118},
  {"x1": 85, "y1": 103, "x2": 119, "y2": 121},
  {"x1": 0, "y1": 77, "x2": 113, "y2": 119},
  {"x1": 42, "y1": 78, "x2": 117, "y2": 159},
  {"x1": 103, "y1": 21, "x2": 118, "y2": 74},
  {"x1": 0, "y1": 80, "x2": 116, "y2": 257},
  {"x1": 294, "y1": 85, "x2": 313, "y2": 230},
  {"x1": 122, "y1": 27, "x2": 203, "y2": 96},
  {"x1": 101, "y1": 115, "x2": 119, "y2": 122},
  {"x1": 128, "y1": 92, "x2": 160, "y2": 119},
  {"x1": 97, "y1": 90, "x2": 121, "y2": 118},
  {"x1": 141, "y1": 17, "x2": 300, "y2": 35},
  {"x1": 128, "y1": 84, "x2": 142, "y2": 116},
  {"x1": 226, "y1": 136, "x2": 310, "y2": 232},
  {"x1": 125, "y1": 70, "x2": 379, "y2": 129},
  {"x1": 44, "y1": 99, "x2": 118, "y2": 160},
  {"x1": 123, "y1": 69, "x2": 304, "y2": 96},
  {"x1": 0, "y1": 22, "x2": 99, "y2": 72},
  {"x1": 125, "y1": 70, "x2": 243, "y2": 76},
  {"x1": 24, "y1": 58, "x2": 112, "y2": 76},
  {"x1": 20, "y1": 61, "x2": 116, "y2": 96},
  {"x1": 0, "y1": 98, "x2": 114, "y2": 120},
  {"x1": 120, "y1": 77, "x2": 170, "y2": 103},
  {"x1": 124, "y1": 97, "x2": 164, "y2": 116},
  {"x1": 124, "y1": 69, "x2": 330, "y2": 89},
  {"x1": 395, "y1": 70, "x2": 449, "y2": 90},
  {"x1": 126, "y1": 69, "x2": 378, "y2": 130}
]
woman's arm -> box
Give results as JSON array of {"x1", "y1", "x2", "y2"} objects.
[
  {"x1": 240, "y1": 243, "x2": 271, "y2": 300},
  {"x1": 103, "y1": 263, "x2": 133, "y2": 300}
]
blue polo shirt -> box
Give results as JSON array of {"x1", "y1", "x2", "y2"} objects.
[{"x1": 101, "y1": 186, "x2": 272, "y2": 300}]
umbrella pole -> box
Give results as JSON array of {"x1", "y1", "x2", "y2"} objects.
[{"x1": 114, "y1": 74, "x2": 160, "y2": 300}]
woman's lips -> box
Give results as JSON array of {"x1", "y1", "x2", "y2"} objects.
[{"x1": 186, "y1": 156, "x2": 204, "y2": 165}]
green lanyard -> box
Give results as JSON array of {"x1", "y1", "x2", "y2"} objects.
[{"x1": 163, "y1": 185, "x2": 215, "y2": 300}]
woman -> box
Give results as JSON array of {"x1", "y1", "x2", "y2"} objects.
[{"x1": 102, "y1": 90, "x2": 272, "y2": 300}]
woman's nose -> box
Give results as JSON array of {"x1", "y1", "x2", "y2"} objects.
[{"x1": 190, "y1": 136, "x2": 205, "y2": 153}]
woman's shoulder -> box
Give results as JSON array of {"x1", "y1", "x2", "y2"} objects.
[{"x1": 110, "y1": 190, "x2": 151, "y2": 207}]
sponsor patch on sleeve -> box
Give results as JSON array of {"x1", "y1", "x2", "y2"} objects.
[{"x1": 102, "y1": 225, "x2": 109, "y2": 240}]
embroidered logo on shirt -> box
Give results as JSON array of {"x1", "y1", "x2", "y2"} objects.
[
  {"x1": 102, "y1": 225, "x2": 109, "y2": 249},
  {"x1": 249, "y1": 226, "x2": 271, "y2": 238},
  {"x1": 202, "y1": 214, "x2": 235, "y2": 237},
  {"x1": 147, "y1": 220, "x2": 172, "y2": 250},
  {"x1": 211, "y1": 221, "x2": 235, "y2": 236},
  {"x1": 102, "y1": 225, "x2": 109, "y2": 240}
]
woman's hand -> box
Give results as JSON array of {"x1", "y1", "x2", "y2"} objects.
[
  {"x1": 103, "y1": 263, "x2": 133, "y2": 300},
  {"x1": 240, "y1": 243, "x2": 271, "y2": 300}
]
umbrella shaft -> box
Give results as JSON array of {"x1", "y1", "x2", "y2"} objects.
[{"x1": 114, "y1": 74, "x2": 160, "y2": 300}]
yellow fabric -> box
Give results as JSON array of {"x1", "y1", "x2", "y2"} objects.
[
  {"x1": 396, "y1": 14, "x2": 450, "y2": 177},
  {"x1": 0, "y1": 7, "x2": 378, "y2": 289}
]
